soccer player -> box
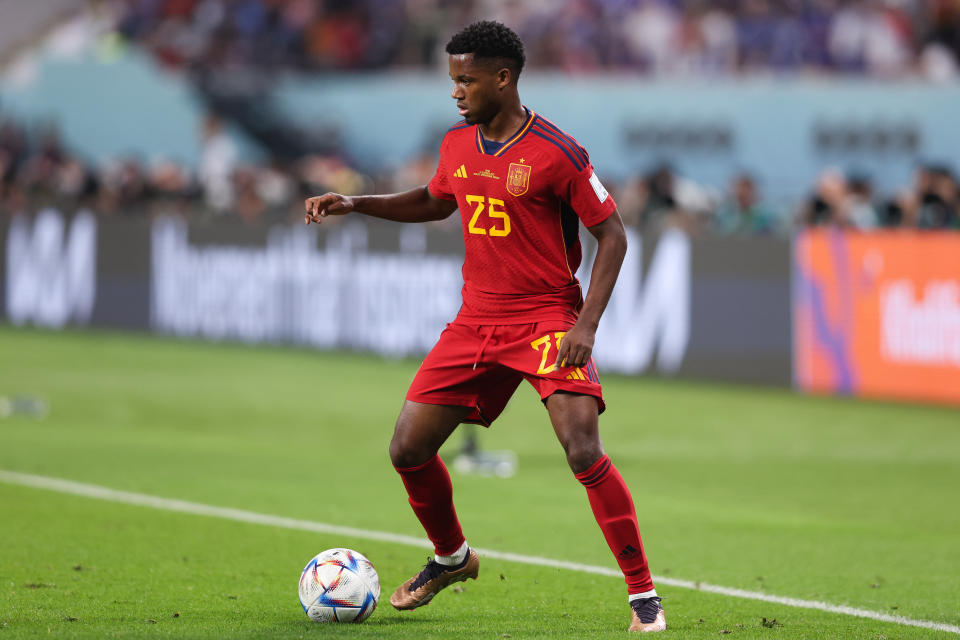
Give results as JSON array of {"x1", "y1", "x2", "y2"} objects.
[{"x1": 304, "y1": 21, "x2": 666, "y2": 633}]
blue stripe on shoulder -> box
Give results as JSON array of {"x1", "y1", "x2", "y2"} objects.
[
  {"x1": 531, "y1": 127, "x2": 584, "y2": 172},
  {"x1": 447, "y1": 121, "x2": 472, "y2": 132},
  {"x1": 532, "y1": 122, "x2": 586, "y2": 166},
  {"x1": 535, "y1": 117, "x2": 588, "y2": 164}
]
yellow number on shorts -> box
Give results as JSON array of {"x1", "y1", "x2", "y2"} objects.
[
  {"x1": 465, "y1": 194, "x2": 511, "y2": 237},
  {"x1": 530, "y1": 332, "x2": 567, "y2": 374}
]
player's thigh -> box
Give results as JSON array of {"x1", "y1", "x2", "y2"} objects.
[
  {"x1": 544, "y1": 392, "x2": 604, "y2": 474},
  {"x1": 389, "y1": 400, "x2": 473, "y2": 468}
]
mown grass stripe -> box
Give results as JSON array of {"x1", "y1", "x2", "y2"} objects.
[{"x1": 2, "y1": 469, "x2": 957, "y2": 635}]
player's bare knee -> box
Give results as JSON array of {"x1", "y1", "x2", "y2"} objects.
[
  {"x1": 389, "y1": 432, "x2": 420, "y2": 468},
  {"x1": 389, "y1": 418, "x2": 434, "y2": 468},
  {"x1": 389, "y1": 441, "x2": 424, "y2": 469},
  {"x1": 564, "y1": 439, "x2": 604, "y2": 474}
]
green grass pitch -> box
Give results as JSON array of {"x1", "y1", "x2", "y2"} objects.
[{"x1": 0, "y1": 327, "x2": 958, "y2": 639}]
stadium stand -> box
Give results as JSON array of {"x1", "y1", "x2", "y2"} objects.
[
  {"x1": 115, "y1": 0, "x2": 960, "y2": 78},
  {"x1": 1, "y1": 0, "x2": 958, "y2": 231}
]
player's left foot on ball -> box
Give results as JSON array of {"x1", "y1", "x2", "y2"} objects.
[
  {"x1": 389, "y1": 548, "x2": 479, "y2": 610},
  {"x1": 629, "y1": 596, "x2": 667, "y2": 632}
]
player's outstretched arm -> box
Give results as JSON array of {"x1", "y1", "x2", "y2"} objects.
[
  {"x1": 556, "y1": 210, "x2": 628, "y2": 369},
  {"x1": 304, "y1": 186, "x2": 457, "y2": 225}
]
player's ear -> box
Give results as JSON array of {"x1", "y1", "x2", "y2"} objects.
[{"x1": 497, "y1": 67, "x2": 511, "y2": 90}]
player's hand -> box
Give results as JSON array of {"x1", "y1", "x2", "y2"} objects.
[
  {"x1": 304, "y1": 192, "x2": 355, "y2": 225},
  {"x1": 555, "y1": 321, "x2": 595, "y2": 369}
]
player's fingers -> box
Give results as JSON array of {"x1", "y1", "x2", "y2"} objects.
[
  {"x1": 569, "y1": 346, "x2": 585, "y2": 368},
  {"x1": 555, "y1": 342, "x2": 569, "y2": 368},
  {"x1": 305, "y1": 193, "x2": 338, "y2": 216},
  {"x1": 574, "y1": 346, "x2": 591, "y2": 368}
]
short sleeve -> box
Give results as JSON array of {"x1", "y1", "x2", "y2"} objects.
[
  {"x1": 559, "y1": 160, "x2": 617, "y2": 227},
  {"x1": 427, "y1": 139, "x2": 456, "y2": 202}
]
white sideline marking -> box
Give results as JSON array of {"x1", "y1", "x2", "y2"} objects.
[{"x1": 2, "y1": 469, "x2": 958, "y2": 635}]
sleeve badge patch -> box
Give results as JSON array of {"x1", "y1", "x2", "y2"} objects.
[
  {"x1": 506, "y1": 162, "x2": 532, "y2": 197},
  {"x1": 588, "y1": 171, "x2": 609, "y2": 202}
]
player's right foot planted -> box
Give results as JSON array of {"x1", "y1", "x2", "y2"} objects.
[
  {"x1": 390, "y1": 548, "x2": 480, "y2": 610},
  {"x1": 629, "y1": 596, "x2": 666, "y2": 632}
]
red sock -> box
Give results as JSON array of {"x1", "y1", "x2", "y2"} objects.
[
  {"x1": 394, "y1": 454, "x2": 466, "y2": 556},
  {"x1": 575, "y1": 455, "x2": 655, "y2": 594}
]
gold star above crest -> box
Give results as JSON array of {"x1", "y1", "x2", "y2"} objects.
[{"x1": 519, "y1": 158, "x2": 525, "y2": 163}]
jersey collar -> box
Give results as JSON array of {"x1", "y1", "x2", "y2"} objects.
[{"x1": 475, "y1": 107, "x2": 536, "y2": 157}]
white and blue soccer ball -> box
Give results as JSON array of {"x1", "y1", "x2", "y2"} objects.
[{"x1": 298, "y1": 548, "x2": 380, "y2": 623}]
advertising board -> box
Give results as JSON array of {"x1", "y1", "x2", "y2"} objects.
[
  {"x1": 794, "y1": 229, "x2": 960, "y2": 405},
  {"x1": 2, "y1": 212, "x2": 793, "y2": 387}
]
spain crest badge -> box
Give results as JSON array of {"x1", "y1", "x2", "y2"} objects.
[{"x1": 506, "y1": 162, "x2": 531, "y2": 197}]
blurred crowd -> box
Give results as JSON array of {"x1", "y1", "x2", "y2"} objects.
[
  {"x1": 4, "y1": 0, "x2": 959, "y2": 231},
  {"x1": 119, "y1": 0, "x2": 960, "y2": 79},
  {"x1": 0, "y1": 113, "x2": 364, "y2": 224},
  {"x1": 3, "y1": 110, "x2": 957, "y2": 232},
  {"x1": 617, "y1": 162, "x2": 960, "y2": 231}
]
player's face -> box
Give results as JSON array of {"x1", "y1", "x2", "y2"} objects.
[{"x1": 448, "y1": 54, "x2": 506, "y2": 125}]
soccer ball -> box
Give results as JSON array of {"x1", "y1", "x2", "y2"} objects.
[{"x1": 298, "y1": 548, "x2": 380, "y2": 623}]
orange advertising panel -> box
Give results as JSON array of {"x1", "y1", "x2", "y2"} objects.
[{"x1": 794, "y1": 229, "x2": 960, "y2": 406}]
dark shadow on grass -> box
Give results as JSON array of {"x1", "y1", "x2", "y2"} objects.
[{"x1": 289, "y1": 611, "x2": 444, "y2": 634}]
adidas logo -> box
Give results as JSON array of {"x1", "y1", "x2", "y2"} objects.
[
  {"x1": 618, "y1": 545, "x2": 640, "y2": 560},
  {"x1": 565, "y1": 368, "x2": 586, "y2": 381},
  {"x1": 454, "y1": 165, "x2": 468, "y2": 179}
]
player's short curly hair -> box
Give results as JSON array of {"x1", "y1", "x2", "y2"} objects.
[{"x1": 445, "y1": 21, "x2": 525, "y2": 78}]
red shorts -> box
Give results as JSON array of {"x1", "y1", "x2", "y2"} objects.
[{"x1": 406, "y1": 321, "x2": 605, "y2": 426}]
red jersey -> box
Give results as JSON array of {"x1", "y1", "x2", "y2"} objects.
[{"x1": 428, "y1": 108, "x2": 617, "y2": 324}]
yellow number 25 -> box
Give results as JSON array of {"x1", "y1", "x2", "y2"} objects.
[{"x1": 465, "y1": 195, "x2": 511, "y2": 237}]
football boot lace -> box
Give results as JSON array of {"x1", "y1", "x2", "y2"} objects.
[
  {"x1": 408, "y1": 556, "x2": 465, "y2": 591},
  {"x1": 630, "y1": 596, "x2": 663, "y2": 624}
]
